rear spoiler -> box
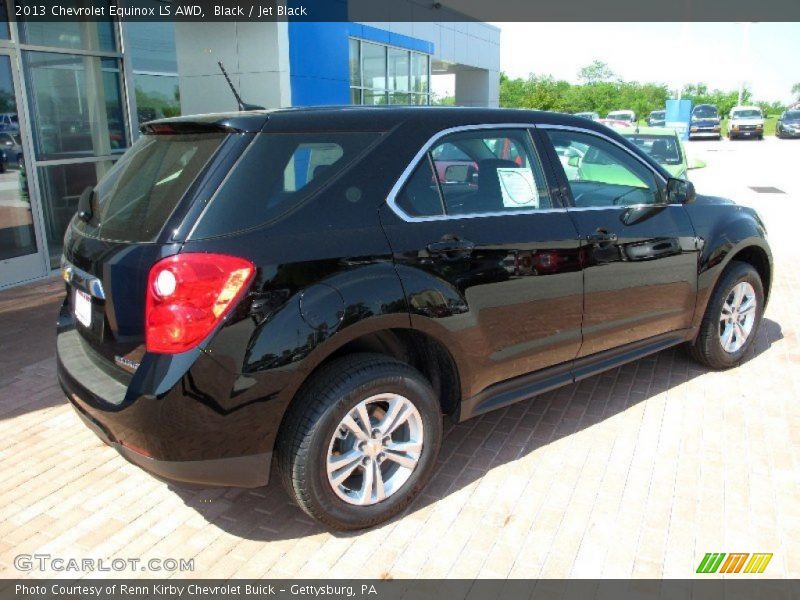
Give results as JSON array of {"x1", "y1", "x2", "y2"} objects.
[{"x1": 140, "y1": 122, "x2": 244, "y2": 135}]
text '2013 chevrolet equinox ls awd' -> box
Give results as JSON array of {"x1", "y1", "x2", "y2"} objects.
[{"x1": 57, "y1": 107, "x2": 772, "y2": 530}]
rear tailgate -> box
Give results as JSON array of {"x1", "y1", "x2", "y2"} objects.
[{"x1": 59, "y1": 124, "x2": 253, "y2": 377}]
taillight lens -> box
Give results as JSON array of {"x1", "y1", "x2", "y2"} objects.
[{"x1": 145, "y1": 253, "x2": 255, "y2": 354}]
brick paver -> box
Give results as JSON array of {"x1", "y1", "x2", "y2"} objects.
[{"x1": 1, "y1": 139, "x2": 799, "y2": 579}]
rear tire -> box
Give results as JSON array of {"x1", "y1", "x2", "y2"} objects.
[
  {"x1": 689, "y1": 261, "x2": 764, "y2": 370},
  {"x1": 276, "y1": 353, "x2": 442, "y2": 530}
]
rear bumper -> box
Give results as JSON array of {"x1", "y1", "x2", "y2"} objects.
[
  {"x1": 56, "y1": 314, "x2": 274, "y2": 488},
  {"x1": 64, "y1": 393, "x2": 270, "y2": 487}
]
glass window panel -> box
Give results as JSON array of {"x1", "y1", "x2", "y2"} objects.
[
  {"x1": 0, "y1": 3, "x2": 9, "y2": 40},
  {"x1": 363, "y1": 90, "x2": 387, "y2": 105},
  {"x1": 18, "y1": 19, "x2": 116, "y2": 53},
  {"x1": 38, "y1": 160, "x2": 114, "y2": 268},
  {"x1": 23, "y1": 52, "x2": 128, "y2": 160},
  {"x1": 125, "y1": 20, "x2": 178, "y2": 73},
  {"x1": 397, "y1": 158, "x2": 444, "y2": 218},
  {"x1": 348, "y1": 38, "x2": 360, "y2": 87},
  {"x1": 411, "y1": 93, "x2": 429, "y2": 106},
  {"x1": 361, "y1": 42, "x2": 386, "y2": 91},
  {"x1": 0, "y1": 56, "x2": 35, "y2": 261},
  {"x1": 134, "y1": 74, "x2": 180, "y2": 125},
  {"x1": 389, "y1": 92, "x2": 410, "y2": 105},
  {"x1": 411, "y1": 53, "x2": 429, "y2": 93},
  {"x1": 388, "y1": 48, "x2": 409, "y2": 92},
  {"x1": 350, "y1": 88, "x2": 362, "y2": 105},
  {"x1": 429, "y1": 129, "x2": 552, "y2": 215}
]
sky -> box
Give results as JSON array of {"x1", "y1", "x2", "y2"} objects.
[{"x1": 488, "y1": 22, "x2": 799, "y2": 103}]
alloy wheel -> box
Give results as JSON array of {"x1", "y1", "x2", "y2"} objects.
[
  {"x1": 719, "y1": 281, "x2": 757, "y2": 353},
  {"x1": 326, "y1": 393, "x2": 424, "y2": 506}
]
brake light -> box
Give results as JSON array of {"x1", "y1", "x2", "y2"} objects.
[{"x1": 145, "y1": 253, "x2": 255, "y2": 354}]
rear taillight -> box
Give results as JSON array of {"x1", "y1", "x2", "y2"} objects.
[{"x1": 145, "y1": 253, "x2": 255, "y2": 354}]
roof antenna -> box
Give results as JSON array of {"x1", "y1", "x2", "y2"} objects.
[{"x1": 217, "y1": 61, "x2": 265, "y2": 112}]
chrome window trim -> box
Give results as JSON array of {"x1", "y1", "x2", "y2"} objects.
[
  {"x1": 385, "y1": 123, "x2": 567, "y2": 223},
  {"x1": 385, "y1": 121, "x2": 672, "y2": 223}
]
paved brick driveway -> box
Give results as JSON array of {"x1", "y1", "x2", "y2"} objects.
[{"x1": 1, "y1": 139, "x2": 799, "y2": 579}]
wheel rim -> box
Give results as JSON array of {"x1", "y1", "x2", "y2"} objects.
[
  {"x1": 326, "y1": 393, "x2": 424, "y2": 506},
  {"x1": 719, "y1": 281, "x2": 757, "y2": 353}
]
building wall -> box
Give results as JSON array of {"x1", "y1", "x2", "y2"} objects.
[{"x1": 174, "y1": 21, "x2": 291, "y2": 115}]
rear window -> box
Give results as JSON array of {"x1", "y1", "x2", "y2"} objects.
[
  {"x1": 190, "y1": 132, "x2": 380, "y2": 239},
  {"x1": 74, "y1": 132, "x2": 225, "y2": 242}
]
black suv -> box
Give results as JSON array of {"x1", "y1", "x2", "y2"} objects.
[{"x1": 57, "y1": 107, "x2": 772, "y2": 530}]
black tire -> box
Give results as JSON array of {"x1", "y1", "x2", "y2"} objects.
[
  {"x1": 276, "y1": 353, "x2": 442, "y2": 530},
  {"x1": 689, "y1": 261, "x2": 764, "y2": 370}
]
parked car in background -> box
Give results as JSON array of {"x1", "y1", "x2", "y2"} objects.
[
  {"x1": 647, "y1": 110, "x2": 666, "y2": 127},
  {"x1": 776, "y1": 110, "x2": 800, "y2": 139},
  {"x1": 0, "y1": 132, "x2": 22, "y2": 166},
  {"x1": 574, "y1": 111, "x2": 599, "y2": 121},
  {"x1": 689, "y1": 104, "x2": 722, "y2": 140},
  {"x1": 619, "y1": 127, "x2": 698, "y2": 180},
  {"x1": 607, "y1": 110, "x2": 636, "y2": 124},
  {"x1": 57, "y1": 106, "x2": 772, "y2": 530},
  {"x1": 728, "y1": 106, "x2": 765, "y2": 140},
  {"x1": 597, "y1": 118, "x2": 635, "y2": 130}
]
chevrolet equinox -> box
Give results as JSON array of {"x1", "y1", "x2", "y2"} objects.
[{"x1": 57, "y1": 107, "x2": 772, "y2": 530}]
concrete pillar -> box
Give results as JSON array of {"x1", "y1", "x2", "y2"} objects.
[
  {"x1": 455, "y1": 67, "x2": 499, "y2": 107},
  {"x1": 174, "y1": 22, "x2": 291, "y2": 115}
]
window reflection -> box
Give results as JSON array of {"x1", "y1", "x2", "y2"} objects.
[
  {"x1": 134, "y1": 74, "x2": 180, "y2": 123},
  {"x1": 23, "y1": 52, "x2": 127, "y2": 160},
  {"x1": 18, "y1": 19, "x2": 116, "y2": 53},
  {"x1": 38, "y1": 160, "x2": 114, "y2": 268}
]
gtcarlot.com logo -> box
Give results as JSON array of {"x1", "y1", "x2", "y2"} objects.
[
  {"x1": 696, "y1": 552, "x2": 773, "y2": 574},
  {"x1": 14, "y1": 553, "x2": 195, "y2": 573}
]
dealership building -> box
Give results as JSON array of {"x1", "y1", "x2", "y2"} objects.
[{"x1": 0, "y1": 4, "x2": 500, "y2": 288}]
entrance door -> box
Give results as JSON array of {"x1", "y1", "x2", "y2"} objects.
[{"x1": 0, "y1": 51, "x2": 46, "y2": 287}]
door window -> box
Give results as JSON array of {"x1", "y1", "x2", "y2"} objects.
[
  {"x1": 395, "y1": 128, "x2": 552, "y2": 218},
  {"x1": 546, "y1": 130, "x2": 661, "y2": 207}
]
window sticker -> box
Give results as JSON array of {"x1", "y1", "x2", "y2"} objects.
[{"x1": 497, "y1": 167, "x2": 539, "y2": 209}]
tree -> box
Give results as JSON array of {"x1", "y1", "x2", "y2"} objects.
[
  {"x1": 578, "y1": 61, "x2": 617, "y2": 85},
  {"x1": 793, "y1": 83, "x2": 800, "y2": 101}
]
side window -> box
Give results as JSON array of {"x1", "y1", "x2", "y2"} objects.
[
  {"x1": 546, "y1": 130, "x2": 661, "y2": 207},
  {"x1": 395, "y1": 128, "x2": 552, "y2": 218}
]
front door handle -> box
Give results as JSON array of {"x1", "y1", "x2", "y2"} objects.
[{"x1": 426, "y1": 239, "x2": 475, "y2": 256}]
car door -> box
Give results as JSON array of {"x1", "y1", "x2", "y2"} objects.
[
  {"x1": 379, "y1": 126, "x2": 584, "y2": 398},
  {"x1": 540, "y1": 126, "x2": 698, "y2": 358}
]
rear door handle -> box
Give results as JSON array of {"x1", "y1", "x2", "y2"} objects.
[
  {"x1": 586, "y1": 232, "x2": 618, "y2": 244},
  {"x1": 426, "y1": 239, "x2": 475, "y2": 256}
]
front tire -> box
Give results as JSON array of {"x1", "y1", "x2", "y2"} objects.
[
  {"x1": 689, "y1": 261, "x2": 764, "y2": 369},
  {"x1": 276, "y1": 353, "x2": 442, "y2": 530}
]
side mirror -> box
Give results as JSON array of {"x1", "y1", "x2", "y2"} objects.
[
  {"x1": 77, "y1": 185, "x2": 95, "y2": 222},
  {"x1": 444, "y1": 164, "x2": 469, "y2": 183},
  {"x1": 666, "y1": 178, "x2": 696, "y2": 204},
  {"x1": 567, "y1": 155, "x2": 580, "y2": 168}
]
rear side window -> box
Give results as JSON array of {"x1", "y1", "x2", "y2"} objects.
[
  {"x1": 395, "y1": 128, "x2": 552, "y2": 218},
  {"x1": 74, "y1": 132, "x2": 226, "y2": 242},
  {"x1": 191, "y1": 132, "x2": 379, "y2": 238}
]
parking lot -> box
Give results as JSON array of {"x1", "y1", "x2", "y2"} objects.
[{"x1": 0, "y1": 136, "x2": 799, "y2": 580}]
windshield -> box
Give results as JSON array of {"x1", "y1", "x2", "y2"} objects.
[
  {"x1": 650, "y1": 111, "x2": 665, "y2": 119},
  {"x1": 693, "y1": 106, "x2": 718, "y2": 119},
  {"x1": 732, "y1": 109, "x2": 762, "y2": 119},
  {"x1": 623, "y1": 134, "x2": 682, "y2": 166},
  {"x1": 73, "y1": 132, "x2": 226, "y2": 242},
  {"x1": 784, "y1": 111, "x2": 800, "y2": 120}
]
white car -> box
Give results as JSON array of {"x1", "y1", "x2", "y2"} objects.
[
  {"x1": 606, "y1": 110, "x2": 636, "y2": 124},
  {"x1": 728, "y1": 106, "x2": 765, "y2": 140}
]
